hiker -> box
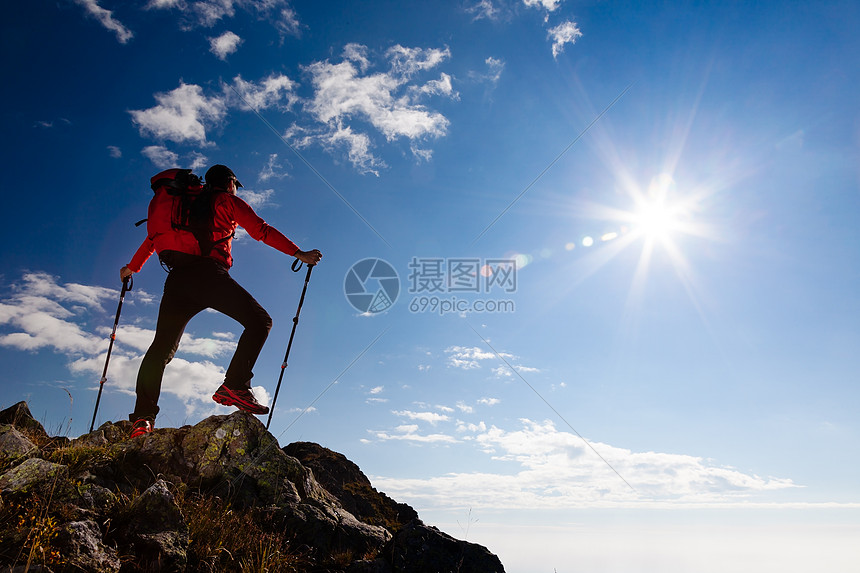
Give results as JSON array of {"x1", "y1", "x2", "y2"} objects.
[{"x1": 120, "y1": 164, "x2": 322, "y2": 438}]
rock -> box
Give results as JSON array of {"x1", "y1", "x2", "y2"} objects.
[
  {"x1": 0, "y1": 457, "x2": 69, "y2": 497},
  {"x1": 0, "y1": 425, "x2": 38, "y2": 467},
  {"x1": 0, "y1": 402, "x2": 49, "y2": 444},
  {"x1": 126, "y1": 479, "x2": 189, "y2": 572},
  {"x1": 388, "y1": 520, "x2": 506, "y2": 573},
  {"x1": 284, "y1": 442, "x2": 418, "y2": 531},
  {"x1": 0, "y1": 403, "x2": 507, "y2": 572},
  {"x1": 346, "y1": 558, "x2": 394, "y2": 573},
  {"x1": 77, "y1": 481, "x2": 119, "y2": 512},
  {"x1": 54, "y1": 519, "x2": 121, "y2": 572},
  {"x1": 270, "y1": 497, "x2": 392, "y2": 559},
  {"x1": 180, "y1": 412, "x2": 303, "y2": 506}
]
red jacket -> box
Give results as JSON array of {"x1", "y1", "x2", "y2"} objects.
[{"x1": 127, "y1": 190, "x2": 299, "y2": 272}]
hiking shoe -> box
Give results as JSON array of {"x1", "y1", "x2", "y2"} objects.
[
  {"x1": 130, "y1": 418, "x2": 154, "y2": 438},
  {"x1": 212, "y1": 383, "x2": 269, "y2": 415}
]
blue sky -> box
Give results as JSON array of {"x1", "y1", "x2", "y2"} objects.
[{"x1": 3, "y1": 1, "x2": 859, "y2": 571}]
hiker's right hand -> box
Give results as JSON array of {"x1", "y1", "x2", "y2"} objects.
[
  {"x1": 120, "y1": 266, "x2": 133, "y2": 281},
  {"x1": 295, "y1": 249, "x2": 322, "y2": 265}
]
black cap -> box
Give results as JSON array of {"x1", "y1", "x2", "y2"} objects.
[{"x1": 205, "y1": 164, "x2": 243, "y2": 189}]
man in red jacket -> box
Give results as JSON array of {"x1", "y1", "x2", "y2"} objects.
[{"x1": 121, "y1": 165, "x2": 322, "y2": 438}]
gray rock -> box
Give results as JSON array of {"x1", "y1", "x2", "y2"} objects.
[
  {"x1": 0, "y1": 402, "x2": 49, "y2": 444},
  {"x1": 180, "y1": 412, "x2": 304, "y2": 506},
  {"x1": 0, "y1": 425, "x2": 38, "y2": 466},
  {"x1": 127, "y1": 479, "x2": 189, "y2": 572},
  {"x1": 54, "y1": 519, "x2": 121, "y2": 572},
  {"x1": 274, "y1": 499, "x2": 392, "y2": 559},
  {"x1": 0, "y1": 457, "x2": 68, "y2": 496}
]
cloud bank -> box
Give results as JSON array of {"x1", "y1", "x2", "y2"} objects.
[
  {"x1": 0, "y1": 272, "x2": 256, "y2": 420},
  {"x1": 130, "y1": 44, "x2": 458, "y2": 175},
  {"x1": 370, "y1": 418, "x2": 800, "y2": 509}
]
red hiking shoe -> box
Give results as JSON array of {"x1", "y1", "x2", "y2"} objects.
[
  {"x1": 130, "y1": 418, "x2": 154, "y2": 438},
  {"x1": 212, "y1": 383, "x2": 269, "y2": 415}
]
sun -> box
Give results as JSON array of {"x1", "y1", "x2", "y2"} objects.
[
  {"x1": 634, "y1": 201, "x2": 679, "y2": 242},
  {"x1": 631, "y1": 173, "x2": 685, "y2": 244}
]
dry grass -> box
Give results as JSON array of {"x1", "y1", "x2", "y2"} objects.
[{"x1": 178, "y1": 492, "x2": 314, "y2": 573}]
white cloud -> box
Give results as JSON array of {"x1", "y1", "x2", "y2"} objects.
[
  {"x1": 369, "y1": 385, "x2": 384, "y2": 395},
  {"x1": 478, "y1": 397, "x2": 501, "y2": 406},
  {"x1": 445, "y1": 345, "x2": 511, "y2": 369},
  {"x1": 467, "y1": 0, "x2": 499, "y2": 21},
  {"x1": 298, "y1": 43, "x2": 455, "y2": 171},
  {"x1": 187, "y1": 151, "x2": 208, "y2": 171},
  {"x1": 192, "y1": 0, "x2": 238, "y2": 27},
  {"x1": 144, "y1": 0, "x2": 182, "y2": 8},
  {"x1": 286, "y1": 121, "x2": 385, "y2": 176},
  {"x1": 275, "y1": 6, "x2": 301, "y2": 36},
  {"x1": 456, "y1": 420, "x2": 487, "y2": 433},
  {"x1": 456, "y1": 401, "x2": 474, "y2": 414},
  {"x1": 258, "y1": 154, "x2": 288, "y2": 182},
  {"x1": 209, "y1": 31, "x2": 242, "y2": 60},
  {"x1": 371, "y1": 419, "x2": 801, "y2": 510},
  {"x1": 410, "y1": 73, "x2": 459, "y2": 99},
  {"x1": 386, "y1": 45, "x2": 452, "y2": 78},
  {"x1": 74, "y1": 0, "x2": 133, "y2": 43},
  {"x1": 227, "y1": 74, "x2": 298, "y2": 112},
  {"x1": 149, "y1": 0, "x2": 300, "y2": 33},
  {"x1": 141, "y1": 146, "x2": 206, "y2": 170},
  {"x1": 549, "y1": 20, "x2": 583, "y2": 58},
  {"x1": 393, "y1": 410, "x2": 450, "y2": 425},
  {"x1": 343, "y1": 43, "x2": 371, "y2": 71},
  {"x1": 0, "y1": 274, "x2": 112, "y2": 354},
  {"x1": 130, "y1": 82, "x2": 227, "y2": 145},
  {"x1": 141, "y1": 145, "x2": 179, "y2": 168},
  {"x1": 473, "y1": 57, "x2": 505, "y2": 85},
  {"x1": 237, "y1": 188, "x2": 276, "y2": 210},
  {"x1": 492, "y1": 363, "x2": 540, "y2": 378},
  {"x1": 523, "y1": 0, "x2": 563, "y2": 12},
  {"x1": 0, "y1": 272, "x2": 247, "y2": 419},
  {"x1": 371, "y1": 425, "x2": 458, "y2": 444},
  {"x1": 107, "y1": 146, "x2": 122, "y2": 158}
]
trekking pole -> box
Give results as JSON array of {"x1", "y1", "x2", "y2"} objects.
[
  {"x1": 266, "y1": 259, "x2": 315, "y2": 430},
  {"x1": 89, "y1": 275, "x2": 132, "y2": 433}
]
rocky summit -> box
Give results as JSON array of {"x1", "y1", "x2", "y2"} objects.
[{"x1": 0, "y1": 401, "x2": 505, "y2": 573}]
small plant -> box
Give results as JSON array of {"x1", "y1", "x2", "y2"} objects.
[
  {"x1": 0, "y1": 496, "x2": 64, "y2": 570},
  {"x1": 45, "y1": 442, "x2": 113, "y2": 474}
]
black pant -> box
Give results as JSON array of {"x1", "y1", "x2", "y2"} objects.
[{"x1": 130, "y1": 254, "x2": 272, "y2": 421}]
